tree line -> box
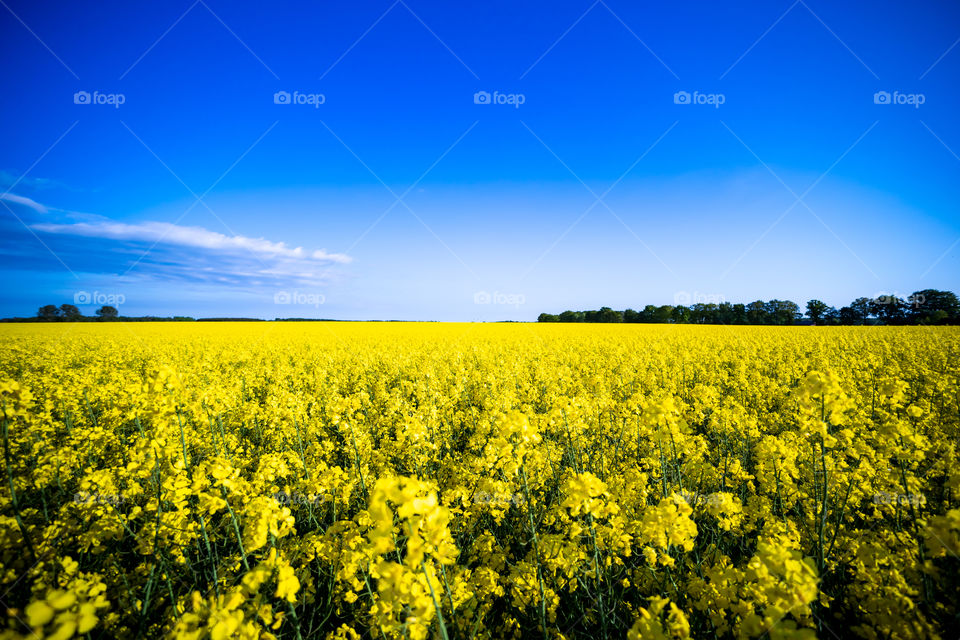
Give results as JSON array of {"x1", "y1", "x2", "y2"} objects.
[
  {"x1": 5, "y1": 304, "x2": 196, "y2": 322},
  {"x1": 537, "y1": 289, "x2": 960, "y2": 325}
]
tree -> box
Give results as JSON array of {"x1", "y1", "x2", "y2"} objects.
[
  {"x1": 746, "y1": 301, "x2": 767, "y2": 324},
  {"x1": 838, "y1": 307, "x2": 857, "y2": 325},
  {"x1": 96, "y1": 305, "x2": 119, "y2": 320},
  {"x1": 639, "y1": 305, "x2": 658, "y2": 323},
  {"x1": 37, "y1": 305, "x2": 60, "y2": 321},
  {"x1": 908, "y1": 289, "x2": 959, "y2": 325},
  {"x1": 765, "y1": 300, "x2": 800, "y2": 325},
  {"x1": 871, "y1": 295, "x2": 906, "y2": 325},
  {"x1": 59, "y1": 304, "x2": 81, "y2": 321},
  {"x1": 731, "y1": 303, "x2": 747, "y2": 324},
  {"x1": 653, "y1": 305, "x2": 674, "y2": 324},
  {"x1": 806, "y1": 299, "x2": 829, "y2": 325},
  {"x1": 534, "y1": 289, "x2": 960, "y2": 326},
  {"x1": 670, "y1": 305, "x2": 689, "y2": 324},
  {"x1": 716, "y1": 302, "x2": 735, "y2": 324},
  {"x1": 597, "y1": 307, "x2": 623, "y2": 323},
  {"x1": 690, "y1": 303, "x2": 718, "y2": 324},
  {"x1": 849, "y1": 298, "x2": 872, "y2": 324}
]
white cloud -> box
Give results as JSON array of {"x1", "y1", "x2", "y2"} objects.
[
  {"x1": 0, "y1": 193, "x2": 48, "y2": 214},
  {"x1": 32, "y1": 220, "x2": 352, "y2": 264}
]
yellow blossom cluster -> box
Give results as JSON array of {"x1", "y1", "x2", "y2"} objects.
[{"x1": 0, "y1": 322, "x2": 958, "y2": 639}]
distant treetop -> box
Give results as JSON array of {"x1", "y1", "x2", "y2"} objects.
[{"x1": 537, "y1": 289, "x2": 959, "y2": 325}]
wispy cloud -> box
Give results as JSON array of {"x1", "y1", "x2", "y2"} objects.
[
  {"x1": 0, "y1": 192, "x2": 351, "y2": 289},
  {"x1": 32, "y1": 220, "x2": 352, "y2": 264},
  {"x1": 0, "y1": 193, "x2": 48, "y2": 213}
]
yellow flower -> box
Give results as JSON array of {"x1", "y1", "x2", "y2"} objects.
[{"x1": 25, "y1": 601, "x2": 54, "y2": 627}]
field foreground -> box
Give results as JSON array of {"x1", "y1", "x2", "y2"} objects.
[{"x1": 1, "y1": 323, "x2": 959, "y2": 639}]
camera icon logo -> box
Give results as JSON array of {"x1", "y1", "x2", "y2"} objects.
[
  {"x1": 673, "y1": 91, "x2": 691, "y2": 105},
  {"x1": 274, "y1": 291, "x2": 291, "y2": 304},
  {"x1": 74, "y1": 291, "x2": 91, "y2": 304},
  {"x1": 473, "y1": 91, "x2": 491, "y2": 105},
  {"x1": 73, "y1": 91, "x2": 91, "y2": 105},
  {"x1": 873, "y1": 91, "x2": 891, "y2": 105},
  {"x1": 673, "y1": 291, "x2": 691, "y2": 305},
  {"x1": 473, "y1": 291, "x2": 491, "y2": 304},
  {"x1": 273, "y1": 91, "x2": 291, "y2": 105}
]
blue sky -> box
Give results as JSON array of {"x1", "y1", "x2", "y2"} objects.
[{"x1": 1, "y1": 0, "x2": 958, "y2": 320}]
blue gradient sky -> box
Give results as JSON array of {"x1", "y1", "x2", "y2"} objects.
[{"x1": 1, "y1": 0, "x2": 958, "y2": 320}]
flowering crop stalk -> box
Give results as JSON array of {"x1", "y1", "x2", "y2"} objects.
[
  {"x1": 83, "y1": 389, "x2": 98, "y2": 427},
  {"x1": 271, "y1": 534, "x2": 305, "y2": 640},
  {"x1": 216, "y1": 414, "x2": 230, "y2": 459},
  {"x1": 587, "y1": 514, "x2": 609, "y2": 640},
  {"x1": 520, "y1": 464, "x2": 550, "y2": 640},
  {"x1": 817, "y1": 437, "x2": 828, "y2": 578},
  {"x1": 293, "y1": 417, "x2": 309, "y2": 479},
  {"x1": 349, "y1": 424, "x2": 368, "y2": 499},
  {"x1": 437, "y1": 562, "x2": 457, "y2": 624},
  {"x1": 138, "y1": 456, "x2": 165, "y2": 637},
  {"x1": 197, "y1": 513, "x2": 220, "y2": 598},
  {"x1": 411, "y1": 527, "x2": 450, "y2": 640},
  {"x1": 176, "y1": 408, "x2": 190, "y2": 470},
  {"x1": 222, "y1": 486, "x2": 250, "y2": 571},
  {"x1": 1, "y1": 410, "x2": 36, "y2": 563},
  {"x1": 896, "y1": 435, "x2": 933, "y2": 605},
  {"x1": 204, "y1": 411, "x2": 220, "y2": 457}
]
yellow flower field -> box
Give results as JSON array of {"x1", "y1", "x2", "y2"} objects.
[{"x1": 1, "y1": 323, "x2": 959, "y2": 639}]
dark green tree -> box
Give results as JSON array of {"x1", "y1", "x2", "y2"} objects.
[
  {"x1": 597, "y1": 307, "x2": 623, "y2": 323},
  {"x1": 871, "y1": 295, "x2": 906, "y2": 324},
  {"x1": 732, "y1": 303, "x2": 747, "y2": 324},
  {"x1": 806, "y1": 299, "x2": 830, "y2": 325},
  {"x1": 653, "y1": 305, "x2": 674, "y2": 324},
  {"x1": 37, "y1": 305, "x2": 60, "y2": 321},
  {"x1": 716, "y1": 302, "x2": 735, "y2": 324},
  {"x1": 670, "y1": 305, "x2": 690, "y2": 324},
  {"x1": 747, "y1": 301, "x2": 767, "y2": 324},
  {"x1": 838, "y1": 307, "x2": 857, "y2": 324},
  {"x1": 908, "y1": 289, "x2": 959, "y2": 324},
  {"x1": 766, "y1": 300, "x2": 800, "y2": 325},
  {"x1": 59, "y1": 304, "x2": 81, "y2": 321},
  {"x1": 849, "y1": 298, "x2": 872, "y2": 324}
]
